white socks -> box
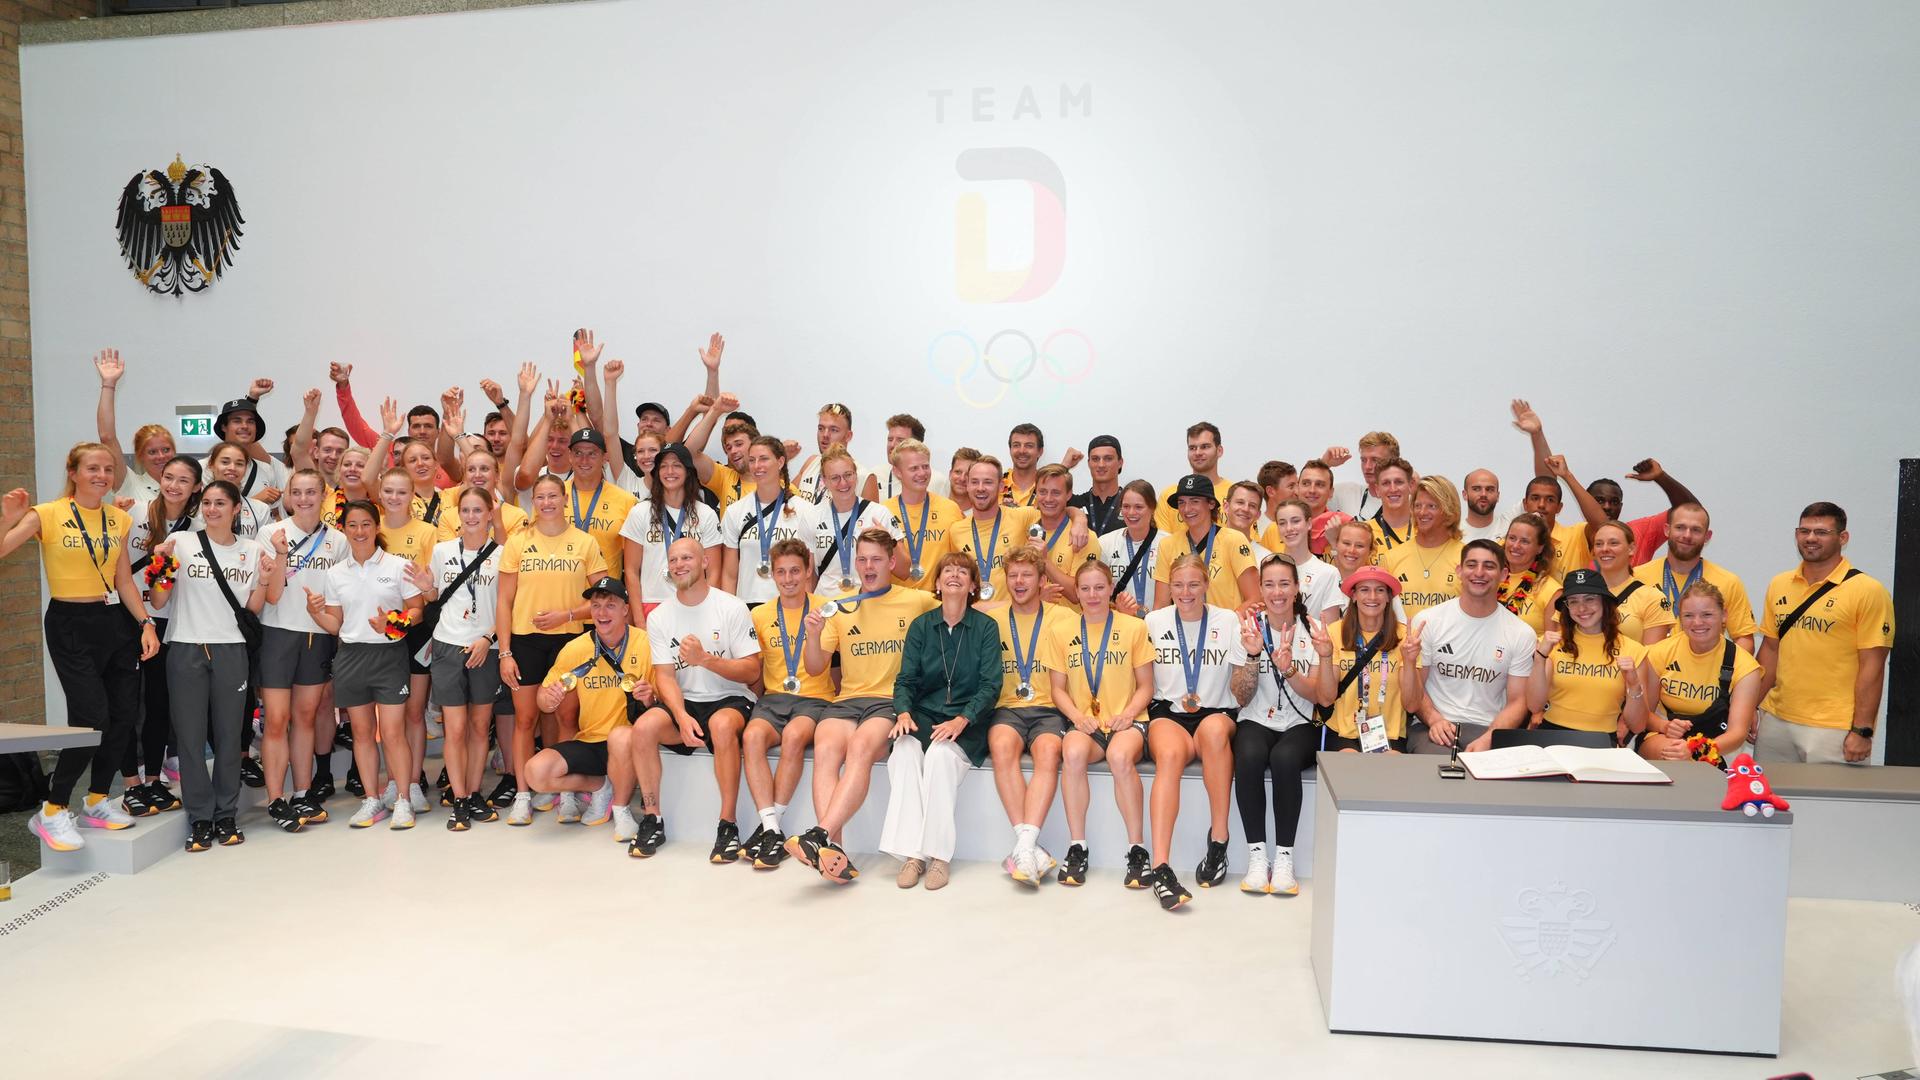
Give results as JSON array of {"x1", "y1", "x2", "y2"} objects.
[
  {"x1": 759, "y1": 806, "x2": 781, "y2": 833},
  {"x1": 1014, "y1": 823, "x2": 1040, "y2": 855},
  {"x1": 1248, "y1": 841, "x2": 1267, "y2": 859}
]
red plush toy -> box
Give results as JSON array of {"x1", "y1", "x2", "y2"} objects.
[{"x1": 1720, "y1": 753, "x2": 1790, "y2": 818}]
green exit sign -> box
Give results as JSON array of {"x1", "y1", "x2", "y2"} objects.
[{"x1": 179, "y1": 416, "x2": 215, "y2": 438}]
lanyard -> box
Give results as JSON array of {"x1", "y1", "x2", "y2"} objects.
[
  {"x1": 1174, "y1": 608, "x2": 1209, "y2": 703},
  {"x1": 829, "y1": 499, "x2": 866, "y2": 577},
  {"x1": 67, "y1": 501, "x2": 115, "y2": 593},
  {"x1": 971, "y1": 511, "x2": 1004, "y2": 584},
  {"x1": 1187, "y1": 524, "x2": 1217, "y2": 567},
  {"x1": 660, "y1": 499, "x2": 690, "y2": 545},
  {"x1": 457, "y1": 542, "x2": 487, "y2": 611},
  {"x1": 287, "y1": 527, "x2": 327, "y2": 573},
  {"x1": 1660, "y1": 560, "x2": 1703, "y2": 614},
  {"x1": 594, "y1": 628, "x2": 630, "y2": 675},
  {"x1": 1261, "y1": 613, "x2": 1293, "y2": 693},
  {"x1": 571, "y1": 482, "x2": 604, "y2": 534},
  {"x1": 1352, "y1": 631, "x2": 1387, "y2": 714},
  {"x1": 1008, "y1": 608, "x2": 1043, "y2": 690},
  {"x1": 1039, "y1": 515, "x2": 1070, "y2": 555},
  {"x1": 775, "y1": 600, "x2": 808, "y2": 681},
  {"x1": 833, "y1": 584, "x2": 893, "y2": 615},
  {"x1": 753, "y1": 492, "x2": 786, "y2": 567},
  {"x1": 1373, "y1": 510, "x2": 1403, "y2": 548},
  {"x1": 1084, "y1": 493, "x2": 1120, "y2": 535},
  {"x1": 898, "y1": 496, "x2": 931, "y2": 572},
  {"x1": 1081, "y1": 611, "x2": 1113, "y2": 702}
]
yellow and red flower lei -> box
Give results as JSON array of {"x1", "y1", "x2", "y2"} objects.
[
  {"x1": 381, "y1": 609, "x2": 416, "y2": 641},
  {"x1": 143, "y1": 552, "x2": 181, "y2": 592}
]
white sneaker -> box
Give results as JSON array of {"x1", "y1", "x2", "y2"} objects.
[
  {"x1": 408, "y1": 783, "x2": 428, "y2": 814},
  {"x1": 583, "y1": 779, "x2": 614, "y2": 826},
  {"x1": 28, "y1": 807, "x2": 86, "y2": 851},
  {"x1": 391, "y1": 798, "x2": 416, "y2": 830},
  {"x1": 611, "y1": 805, "x2": 639, "y2": 842},
  {"x1": 1034, "y1": 844, "x2": 1057, "y2": 881},
  {"x1": 507, "y1": 792, "x2": 533, "y2": 826},
  {"x1": 1011, "y1": 846, "x2": 1040, "y2": 886},
  {"x1": 81, "y1": 797, "x2": 135, "y2": 830},
  {"x1": 556, "y1": 792, "x2": 582, "y2": 824},
  {"x1": 1242, "y1": 847, "x2": 1270, "y2": 894},
  {"x1": 424, "y1": 705, "x2": 444, "y2": 739},
  {"x1": 488, "y1": 748, "x2": 505, "y2": 774},
  {"x1": 380, "y1": 780, "x2": 398, "y2": 810},
  {"x1": 531, "y1": 791, "x2": 557, "y2": 812},
  {"x1": 349, "y1": 797, "x2": 388, "y2": 828},
  {"x1": 1270, "y1": 849, "x2": 1299, "y2": 896}
]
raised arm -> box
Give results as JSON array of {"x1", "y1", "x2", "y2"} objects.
[
  {"x1": 503, "y1": 363, "x2": 540, "y2": 488},
  {"x1": 290, "y1": 388, "x2": 322, "y2": 470},
  {"x1": 438, "y1": 388, "x2": 468, "y2": 483},
  {"x1": 664, "y1": 397, "x2": 705, "y2": 447},
  {"x1": 1626, "y1": 458, "x2": 1701, "y2": 511},
  {"x1": 330, "y1": 363, "x2": 377, "y2": 447},
  {"x1": 239, "y1": 378, "x2": 276, "y2": 463},
  {"x1": 1510, "y1": 399, "x2": 1552, "y2": 479},
  {"x1": 480, "y1": 377, "x2": 514, "y2": 431},
  {"x1": 94, "y1": 349, "x2": 129, "y2": 489},
  {"x1": 574, "y1": 330, "x2": 607, "y2": 434},
  {"x1": 601, "y1": 358, "x2": 626, "y2": 481},
  {"x1": 1546, "y1": 455, "x2": 1609, "y2": 529}
]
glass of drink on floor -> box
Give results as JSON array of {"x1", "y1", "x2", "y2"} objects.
[{"x1": 0, "y1": 860, "x2": 11, "y2": 902}]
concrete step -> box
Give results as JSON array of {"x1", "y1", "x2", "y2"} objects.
[{"x1": 39, "y1": 812, "x2": 190, "y2": 875}]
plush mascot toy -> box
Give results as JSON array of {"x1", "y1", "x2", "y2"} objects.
[{"x1": 1720, "y1": 754, "x2": 1790, "y2": 817}]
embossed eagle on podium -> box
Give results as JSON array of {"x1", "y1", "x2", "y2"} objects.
[{"x1": 115, "y1": 155, "x2": 245, "y2": 296}]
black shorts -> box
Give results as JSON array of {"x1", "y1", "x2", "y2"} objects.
[
  {"x1": 1147, "y1": 699, "x2": 1238, "y2": 735},
  {"x1": 257, "y1": 626, "x2": 337, "y2": 690},
  {"x1": 664, "y1": 695, "x2": 753, "y2": 755},
  {"x1": 332, "y1": 641, "x2": 409, "y2": 708},
  {"x1": 511, "y1": 632, "x2": 576, "y2": 684},
  {"x1": 552, "y1": 739, "x2": 610, "y2": 777}
]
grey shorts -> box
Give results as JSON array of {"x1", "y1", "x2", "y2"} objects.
[
  {"x1": 748, "y1": 693, "x2": 829, "y2": 734},
  {"x1": 257, "y1": 626, "x2": 337, "y2": 690},
  {"x1": 332, "y1": 641, "x2": 410, "y2": 709},
  {"x1": 429, "y1": 640, "x2": 500, "y2": 708},
  {"x1": 990, "y1": 706, "x2": 1067, "y2": 745},
  {"x1": 821, "y1": 696, "x2": 896, "y2": 725},
  {"x1": 1079, "y1": 721, "x2": 1148, "y2": 751}
]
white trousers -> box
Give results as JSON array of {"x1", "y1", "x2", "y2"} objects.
[
  {"x1": 1753, "y1": 709, "x2": 1855, "y2": 765},
  {"x1": 878, "y1": 738, "x2": 970, "y2": 862}
]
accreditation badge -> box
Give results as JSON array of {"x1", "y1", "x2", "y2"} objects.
[{"x1": 1358, "y1": 713, "x2": 1389, "y2": 754}]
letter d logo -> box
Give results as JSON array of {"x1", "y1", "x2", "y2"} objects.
[{"x1": 954, "y1": 148, "x2": 1065, "y2": 304}]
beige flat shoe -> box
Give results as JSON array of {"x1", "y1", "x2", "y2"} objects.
[
  {"x1": 924, "y1": 858, "x2": 951, "y2": 891},
  {"x1": 897, "y1": 858, "x2": 926, "y2": 888}
]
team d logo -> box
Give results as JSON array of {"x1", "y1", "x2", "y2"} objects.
[
  {"x1": 115, "y1": 155, "x2": 245, "y2": 296},
  {"x1": 1496, "y1": 883, "x2": 1615, "y2": 982}
]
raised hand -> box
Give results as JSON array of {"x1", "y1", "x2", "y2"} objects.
[
  {"x1": 803, "y1": 606, "x2": 827, "y2": 635},
  {"x1": 379, "y1": 397, "x2": 402, "y2": 436},
  {"x1": 543, "y1": 379, "x2": 563, "y2": 416},
  {"x1": 3, "y1": 488, "x2": 32, "y2": 523},
  {"x1": 304, "y1": 587, "x2": 326, "y2": 617},
  {"x1": 698, "y1": 333, "x2": 725, "y2": 372},
  {"x1": 1060, "y1": 447, "x2": 1085, "y2": 471},
  {"x1": 271, "y1": 530, "x2": 290, "y2": 556},
  {"x1": 604, "y1": 358, "x2": 626, "y2": 382},
  {"x1": 1238, "y1": 612, "x2": 1264, "y2": 655},
  {"x1": 302, "y1": 387, "x2": 322, "y2": 415},
  {"x1": 95, "y1": 348, "x2": 124, "y2": 388},
  {"x1": 783, "y1": 439, "x2": 803, "y2": 460},
  {"x1": 1321, "y1": 445, "x2": 1353, "y2": 468},
  {"x1": 1627, "y1": 458, "x2": 1665, "y2": 483},
  {"x1": 573, "y1": 329, "x2": 603, "y2": 368},
  {"x1": 1540, "y1": 628, "x2": 1562, "y2": 654},
  {"x1": 1510, "y1": 399, "x2": 1542, "y2": 435},
  {"x1": 1400, "y1": 619, "x2": 1424, "y2": 664},
  {"x1": 517, "y1": 362, "x2": 540, "y2": 397},
  {"x1": 714, "y1": 391, "x2": 739, "y2": 412},
  {"x1": 479, "y1": 378, "x2": 503, "y2": 406},
  {"x1": 1544, "y1": 454, "x2": 1572, "y2": 480},
  {"x1": 328, "y1": 362, "x2": 353, "y2": 385},
  {"x1": 1308, "y1": 617, "x2": 1333, "y2": 658},
  {"x1": 248, "y1": 378, "x2": 275, "y2": 399},
  {"x1": 441, "y1": 386, "x2": 462, "y2": 416}
]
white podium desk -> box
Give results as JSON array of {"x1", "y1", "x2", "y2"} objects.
[{"x1": 1310, "y1": 754, "x2": 1790, "y2": 1056}]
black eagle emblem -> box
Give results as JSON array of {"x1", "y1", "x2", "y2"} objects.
[{"x1": 115, "y1": 154, "x2": 244, "y2": 296}]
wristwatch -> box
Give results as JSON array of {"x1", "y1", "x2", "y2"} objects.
[{"x1": 1849, "y1": 725, "x2": 1875, "y2": 740}]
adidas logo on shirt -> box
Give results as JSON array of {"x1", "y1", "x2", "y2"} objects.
[
  {"x1": 1160, "y1": 630, "x2": 1176, "y2": 641},
  {"x1": 1666, "y1": 661, "x2": 1682, "y2": 672},
  {"x1": 1437, "y1": 643, "x2": 1455, "y2": 655},
  {"x1": 849, "y1": 626, "x2": 864, "y2": 636}
]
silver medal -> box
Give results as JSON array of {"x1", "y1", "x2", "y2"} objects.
[
  {"x1": 910, "y1": 563, "x2": 923, "y2": 578},
  {"x1": 979, "y1": 584, "x2": 995, "y2": 600},
  {"x1": 1027, "y1": 523, "x2": 1045, "y2": 540},
  {"x1": 781, "y1": 675, "x2": 800, "y2": 693},
  {"x1": 756, "y1": 562, "x2": 772, "y2": 579},
  {"x1": 816, "y1": 600, "x2": 839, "y2": 618},
  {"x1": 1016, "y1": 682, "x2": 1034, "y2": 701}
]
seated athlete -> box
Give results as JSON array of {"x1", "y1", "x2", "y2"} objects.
[{"x1": 740, "y1": 538, "x2": 833, "y2": 868}]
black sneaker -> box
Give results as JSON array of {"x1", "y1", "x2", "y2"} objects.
[
  {"x1": 488, "y1": 775, "x2": 518, "y2": 809},
  {"x1": 435, "y1": 767, "x2": 450, "y2": 789},
  {"x1": 1060, "y1": 843, "x2": 1089, "y2": 887},
  {"x1": 345, "y1": 767, "x2": 365, "y2": 799},
  {"x1": 785, "y1": 826, "x2": 827, "y2": 870},
  {"x1": 710, "y1": 820, "x2": 743, "y2": 864},
  {"x1": 121, "y1": 784, "x2": 156, "y2": 818},
  {"x1": 816, "y1": 838, "x2": 859, "y2": 883},
  {"x1": 1195, "y1": 837, "x2": 1229, "y2": 889},
  {"x1": 186, "y1": 820, "x2": 215, "y2": 852},
  {"x1": 334, "y1": 723, "x2": 354, "y2": 750},
  {"x1": 1123, "y1": 845, "x2": 1152, "y2": 889},
  {"x1": 215, "y1": 817, "x2": 245, "y2": 847},
  {"x1": 627, "y1": 814, "x2": 666, "y2": 858},
  {"x1": 291, "y1": 794, "x2": 328, "y2": 825},
  {"x1": 446, "y1": 799, "x2": 471, "y2": 832},
  {"x1": 1152, "y1": 864, "x2": 1192, "y2": 911},
  {"x1": 465, "y1": 793, "x2": 499, "y2": 824},
  {"x1": 144, "y1": 782, "x2": 182, "y2": 813},
  {"x1": 240, "y1": 757, "x2": 266, "y2": 788},
  {"x1": 740, "y1": 824, "x2": 766, "y2": 865},
  {"x1": 439, "y1": 786, "x2": 455, "y2": 809},
  {"x1": 754, "y1": 830, "x2": 788, "y2": 870},
  {"x1": 267, "y1": 798, "x2": 305, "y2": 834},
  {"x1": 309, "y1": 775, "x2": 336, "y2": 803}
]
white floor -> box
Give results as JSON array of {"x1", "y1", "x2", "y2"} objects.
[{"x1": 4, "y1": 798, "x2": 1918, "y2": 1079}]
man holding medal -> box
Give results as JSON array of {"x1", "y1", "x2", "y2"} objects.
[
  {"x1": 625, "y1": 538, "x2": 762, "y2": 862},
  {"x1": 983, "y1": 547, "x2": 1073, "y2": 886},
  {"x1": 534, "y1": 576, "x2": 662, "y2": 845},
  {"x1": 955, "y1": 455, "x2": 1089, "y2": 603},
  {"x1": 742, "y1": 539, "x2": 835, "y2": 868}
]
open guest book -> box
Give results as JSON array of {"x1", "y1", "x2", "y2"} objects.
[{"x1": 1457, "y1": 745, "x2": 1673, "y2": 784}]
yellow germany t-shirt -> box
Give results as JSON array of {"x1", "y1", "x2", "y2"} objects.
[
  {"x1": 379, "y1": 518, "x2": 438, "y2": 574},
  {"x1": 1503, "y1": 573, "x2": 1563, "y2": 636},
  {"x1": 1612, "y1": 579, "x2": 1675, "y2": 641},
  {"x1": 707, "y1": 463, "x2": 743, "y2": 515},
  {"x1": 953, "y1": 505, "x2": 1041, "y2": 600},
  {"x1": 1151, "y1": 523, "x2": 1257, "y2": 610},
  {"x1": 563, "y1": 479, "x2": 639, "y2": 580},
  {"x1": 436, "y1": 499, "x2": 528, "y2": 543},
  {"x1": 501, "y1": 525, "x2": 607, "y2": 636},
  {"x1": 410, "y1": 490, "x2": 455, "y2": 533},
  {"x1": 1325, "y1": 620, "x2": 1409, "y2": 741},
  {"x1": 988, "y1": 603, "x2": 1069, "y2": 709},
  {"x1": 1039, "y1": 609, "x2": 1151, "y2": 720},
  {"x1": 1380, "y1": 538, "x2": 1463, "y2": 622},
  {"x1": 1153, "y1": 477, "x2": 1234, "y2": 533},
  {"x1": 1366, "y1": 516, "x2": 1414, "y2": 563},
  {"x1": 817, "y1": 586, "x2": 940, "y2": 701},
  {"x1": 1032, "y1": 518, "x2": 1100, "y2": 609},
  {"x1": 1542, "y1": 630, "x2": 1646, "y2": 733},
  {"x1": 1550, "y1": 522, "x2": 1591, "y2": 577},
  {"x1": 1631, "y1": 557, "x2": 1759, "y2": 641},
  {"x1": 33, "y1": 500, "x2": 131, "y2": 600},
  {"x1": 543, "y1": 629, "x2": 652, "y2": 742},
  {"x1": 891, "y1": 493, "x2": 964, "y2": 591},
  {"x1": 1760, "y1": 559, "x2": 1895, "y2": 728},
  {"x1": 752, "y1": 595, "x2": 837, "y2": 700},
  {"x1": 1001, "y1": 475, "x2": 1037, "y2": 508},
  {"x1": 1645, "y1": 634, "x2": 1760, "y2": 723}
]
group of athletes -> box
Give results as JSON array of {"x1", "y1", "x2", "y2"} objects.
[{"x1": 0, "y1": 331, "x2": 1893, "y2": 910}]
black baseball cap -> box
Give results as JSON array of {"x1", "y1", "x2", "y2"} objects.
[
  {"x1": 214, "y1": 398, "x2": 262, "y2": 441},
  {"x1": 1557, "y1": 568, "x2": 1614, "y2": 602},
  {"x1": 1173, "y1": 474, "x2": 1219, "y2": 504},
  {"x1": 656, "y1": 440, "x2": 696, "y2": 476},
  {"x1": 1087, "y1": 435, "x2": 1122, "y2": 456},
  {"x1": 569, "y1": 428, "x2": 607, "y2": 451},
  {"x1": 582, "y1": 576, "x2": 629, "y2": 602},
  {"x1": 634, "y1": 402, "x2": 670, "y2": 423}
]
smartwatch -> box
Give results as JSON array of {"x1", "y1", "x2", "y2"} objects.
[{"x1": 1849, "y1": 726, "x2": 1875, "y2": 740}]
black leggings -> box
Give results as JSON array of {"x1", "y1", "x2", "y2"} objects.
[
  {"x1": 44, "y1": 601, "x2": 141, "y2": 805},
  {"x1": 1233, "y1": 722, "x2": 1318, "y2": 846},
  {"x1": 123, "y1": 626, "x2": 175, "y2": 779}
]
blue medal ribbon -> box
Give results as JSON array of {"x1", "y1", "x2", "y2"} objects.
[
  {"x1": 971, "y1": 510, "x2": 1004, "y2": 587},
  {"x1": 828, "y1": 499, "x2": 866, "y2": 580},
  {"x1": 776, "y1": 600, "x2": 808, "y2": 685},
  {"x1": 1174, "y1": 607, "x2": 1209, "y2": 708},
  {"x1": 1660, "y1": 559, "x2": 1703, "y2": 615},
  {"x1": 570, "y1": 482, "x2": 604, "y2": 534},
  {"x1": 1080, "y1": 611, "x2": 1113, "y2": 704},
  {"x1": 1008, "y1": 608, "x2": 1043, "y2": 693},
  {"x1": 660, "y1": 500, "x2": 690, "y2": 545},
  {"x1": 898, "y1": 496, "x2": 931, "y2": 574},
  {"x1": 833, "y1": 583, "x2": 893, "y2": 614},
  {"x1": 753, "y1": 492, "x2": 786, "y2": 569}
]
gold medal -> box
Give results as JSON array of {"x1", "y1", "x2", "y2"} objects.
[
  {"x1": 618, "y1": 674, "x2": 640, "y2": 694},
  {"x1": 1089, "y1": 698, "x2": 1102, "y2": 718},
  {"x1": 559, "y1": 672, "x2": 579, "y2": 690}
]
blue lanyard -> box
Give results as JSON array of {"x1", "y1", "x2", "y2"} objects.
[
  {"x1": 898, "y1": 496, "x2": 931, "y2": 571},
  {"x1": 594, "y1": 629, "x2": 630, "y2": 675},
  {"x1": 1660, "y1": 559, "x2": 1702, "y2": 614},
  {"x1": 753, "y1": 492, "x2": 786, "y2": 567},
  {"x1": 570, "y1": 482, "x2": 604, "y2": 534},
  {"x1": 971, "y1": 511, "x2": 1004, "y2": 585},
  {"x1": 835, "y1": 584, "x2": 893, "y2": 614},
  {"x1": 1081, "y1": 611, "x2": 1113, "y2": 701},
  {"x1": 660, "y1": 500, "x2": 690, "y2": 545},
  {"x1": 829, "y1": 500, "x2": 866, "y2": 576},
  {"x1": 775, "y1": 600, "x2": 808, "y2": 680},
  {"x1": 1187, "y1": 524, "x2": 1217, "y2": 567},
  {"x1": 1174, "y1": 608, "x2": 1209, "y2": 703},
  {"x1": 1008, "y1": 608, "x2": 1043, "y2": 687},
  {"x1": 1040, "y1": 515, "x2": 1070, "y2": 554},
  {"x1": 287, "y1": 527, "x2": 327, "y2": 573}
]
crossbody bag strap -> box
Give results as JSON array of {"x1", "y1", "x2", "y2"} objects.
[
  {"x1": 198, "y1": 530, "x2": 250, "y2": 624},
  {"x1": 1776, "y1": 568, "x2": 1860, "y2": 642}
]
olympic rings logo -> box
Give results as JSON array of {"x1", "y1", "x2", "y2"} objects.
[{"x1": 925, "y1": 329, "x2": 1096, "y2": 410}]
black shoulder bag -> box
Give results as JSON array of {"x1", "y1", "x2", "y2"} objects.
[
  {"x1": 1109, "y1": 527, "x2": 1157, "y2": 602},
  {"x1": 199, "y1": 531, "x2": 264, "y2": 655},
  {"x1": 414, "y1": 541, "x2": 498, "y2": 647},
  {"x1": 1775, "y1": 569, "x2": 1861, "y2": 641},
  {"x1": 1312, "y1": 630, "x2": 1389, "y2": 725}
]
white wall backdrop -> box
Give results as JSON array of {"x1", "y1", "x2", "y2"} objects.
[{"x1": 20, "y1": 0, "x2": 1919, "y2": 718}]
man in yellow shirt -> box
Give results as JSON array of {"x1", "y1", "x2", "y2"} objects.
[
  {"x1": 1154, "y1": 422, "x2": 1233, "y2": 532},
  {"x1": 1632, "y1": 502, "x2": 1759, "y2": 650},
  {"x1": 1002, "y1": 423, "x2": 1044, "y2": 507},
  {"x1": 1755, "y1": 502, "x2": 1893, "y2": 764},
  {"x1": 536, "y1": 577, "x2": 663, "y2": 844},
  {"x1": 984, "y1": 549, "x2": 1072, "y2": 885},
  {"x1": 741, "y1": 539, "x2": 834, "y2": 868},
  {"x1": 562, "y1": 430, "x2": 639, "y2": 579},
  {"x1": 956, "y1": 454, "x2": 1039, "y2": 601},
  {"x1": 889, "y1": 438, "x2": 963, "y2": 592},
  {"x1": 1030, "y1": 464, "x2": 1100, "y2": 606},
  {"x1": 1152, "y1": 473, "x2": 1258, "y2": 610}
]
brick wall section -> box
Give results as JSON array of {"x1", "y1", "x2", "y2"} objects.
[{"x1": 2, "y1": 1, "x2": 99, "y2": 725}]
